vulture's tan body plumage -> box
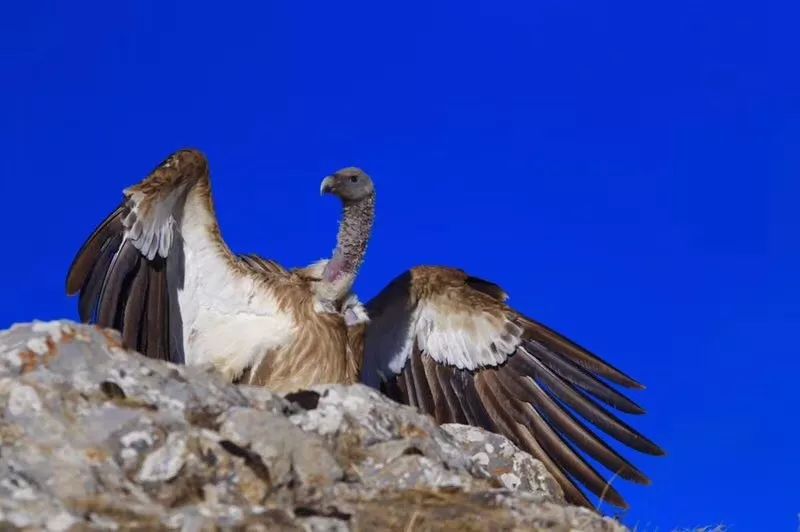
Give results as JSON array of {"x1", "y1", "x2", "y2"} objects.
[{"x1": 68, "y1": 149, "x2": 662, "y2": 510}]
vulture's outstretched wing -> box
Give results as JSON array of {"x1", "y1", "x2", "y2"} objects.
[
  {"x1": 359, "y1": 266, "x2": 663, "y2": 509},
  {"x1": 66, "y1": 150, "x2": 212, "y2": 363}
]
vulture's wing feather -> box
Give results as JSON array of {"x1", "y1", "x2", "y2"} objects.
[
  {"x1": 360, "y1": 266, "x2": 663, "y2": 510},
  {"x1": 77, "y1": 230, "x2": 123, "y2": 322},
  {"x1": 66, "y1": 150, "x2": 211, "y2": 363}
]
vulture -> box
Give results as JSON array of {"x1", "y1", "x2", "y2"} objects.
[{"x1": 67, "y1": 148, "x2": 663, "y2": 510}]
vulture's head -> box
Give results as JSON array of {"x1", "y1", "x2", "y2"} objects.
[{"x1": 320, "y1": 167, "x2": 374, "y2": 203}]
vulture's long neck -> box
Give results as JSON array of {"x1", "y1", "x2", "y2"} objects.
[{"x1": 319, "y1": 194, "x2": 375, "y2": 304}]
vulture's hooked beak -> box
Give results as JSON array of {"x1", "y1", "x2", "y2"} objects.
[{"x1": 320, "y1": 176, "x2": 335, "y2": 195}]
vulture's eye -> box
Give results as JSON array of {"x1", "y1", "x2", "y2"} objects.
[{"x1": 350, "y1": 175, "x2": 359, "y2": 183}]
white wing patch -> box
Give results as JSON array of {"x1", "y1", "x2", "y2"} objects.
[
  {"x1": 415, "y1": 300, "x2": 522, "y2": 371},
  {"x1": 362, "y1": 278, "x2": 524, "y2": 385},
  {"x1": 122, "y1": 184, "x2": 189, "y2": 260}
]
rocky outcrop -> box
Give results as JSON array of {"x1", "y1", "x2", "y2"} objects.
[{"x1": 0, "y1": 321, "x2": 625, "y2": 531}]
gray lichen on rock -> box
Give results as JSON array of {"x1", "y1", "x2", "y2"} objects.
[{"x1": 0, "y1": 320, "x2": 626, "y2": 531}]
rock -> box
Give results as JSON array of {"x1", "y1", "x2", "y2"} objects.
[
  {"x1": 0, "y1": 321, "x2": 626, "y2": 531},
  {"x1": 441, "y1": 424, "x2": 564, "y2": 497}
]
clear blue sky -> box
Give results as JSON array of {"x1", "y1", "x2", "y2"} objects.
[{"x1": 1, "y1": 1, "x2": 796, "y2": 529}]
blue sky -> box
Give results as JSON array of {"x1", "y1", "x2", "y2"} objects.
[{"x1": 1, "y1": 1, "x2": 797, "y2": 529}]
